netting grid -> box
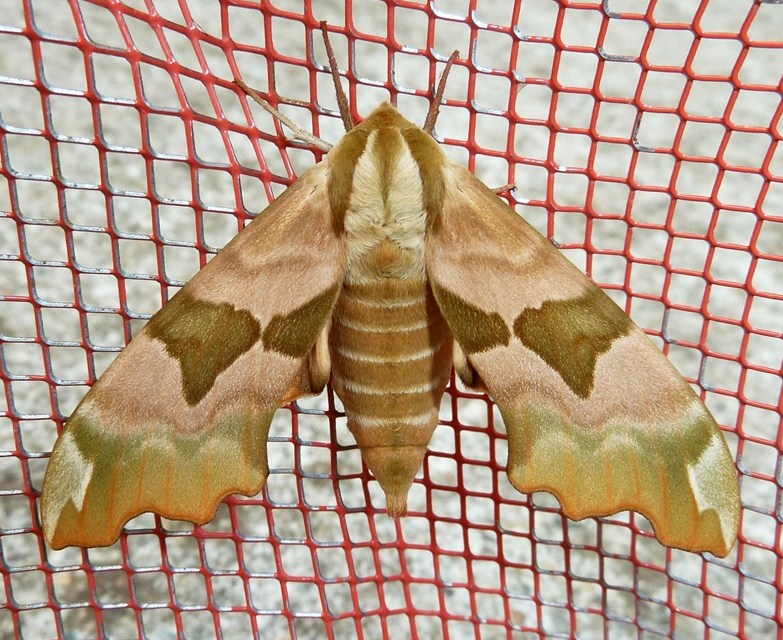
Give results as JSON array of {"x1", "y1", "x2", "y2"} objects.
[{"x1": 0, "y1": 0, "x2": 781, "y2": 638}]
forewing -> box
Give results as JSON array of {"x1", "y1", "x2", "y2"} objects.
[
  {"x1": 41, "y1": 163, "x2": 344, "y2": 548},
  {"x1": 426, "y1": 161, "x2": 740, "y2": 557}
]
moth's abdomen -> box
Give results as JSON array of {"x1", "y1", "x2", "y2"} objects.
[
  {"x1": 330, "y1": 278, "x2": 452, "y2": 516},
  {"x1": 326, "y1": 117, "x2": 451, "y2": 515}
]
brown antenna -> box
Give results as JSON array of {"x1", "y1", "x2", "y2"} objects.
[
  {"x1": 423, "y1": 50, "x2": 459, "y2": 135},
  {"x1": 320, "y1": 22, "x2": 354, "y2": 131}
]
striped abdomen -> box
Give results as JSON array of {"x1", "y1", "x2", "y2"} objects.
[{"x1": 330, "y1": 276, "x2": 452, "y2": 516}]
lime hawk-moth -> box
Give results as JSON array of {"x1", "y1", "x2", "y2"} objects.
[{"x1": 41, "y1": 28, "x2": 740, "y2": 556}]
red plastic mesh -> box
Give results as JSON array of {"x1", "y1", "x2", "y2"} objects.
[{"x1": 1, "y1": 0, "x2": 781, "y2": 638}]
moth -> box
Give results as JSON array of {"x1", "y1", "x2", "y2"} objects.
[{"x1": 40, "y1": 27, "x2": 740, "y2": 556}]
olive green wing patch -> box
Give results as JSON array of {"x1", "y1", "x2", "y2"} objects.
[
  {"x1": 148, "y1": 292, "x2": 262, "y2": 406},
  {"x1": 431, "y1": 283, "x2": 510, "y2": 354},
  {"x1": 262, "y1": 284, "x2": 341, "y2": 358},
  {"x1": 513, "y1": 287, "x2": 633, "y2": 399}
]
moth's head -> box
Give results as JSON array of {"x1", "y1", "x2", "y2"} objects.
[
  {"x1": 327, "y1": 101, "x2": 443, "y2": 164},
  {"x1": 352, "y1": 102, "x2": 422, "y2": 135}
]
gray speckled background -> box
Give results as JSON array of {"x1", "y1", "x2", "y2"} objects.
[{"x1": 0, "y1": 0, "x2": 781, "y2": 638}]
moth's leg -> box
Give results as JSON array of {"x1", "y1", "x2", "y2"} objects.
[{"x1": 492, "y1": 183, "x2": 517, "y2": 195}]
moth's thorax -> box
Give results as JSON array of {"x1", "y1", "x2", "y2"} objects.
[
  {"x1": 326, "y1": 103, "x2": 445, "y2": 286},
  {"x1": 342, "y1": 127, "x2": 426, "y2": 284}
]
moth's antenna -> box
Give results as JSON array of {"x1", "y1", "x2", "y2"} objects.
[
  {"x1": 320, "y1": 22, "x2": 354, "y2": 132},
  {"x1": 234, "y1": 78, "x2": 332, "y2": 151},
  {"x1": 423, "y1": 50, "x2": 459, "y2": 135}
]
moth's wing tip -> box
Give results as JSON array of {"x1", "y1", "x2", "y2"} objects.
[
  {"x1": 40, "y1": 408, "x2": 273, "y2": 550},
  {"x1": 43, "y1": 475, "x2": 269, "y2": 550},
  {"x1": 506, "y1": 453, "x2": 740, "y2": 558}
]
